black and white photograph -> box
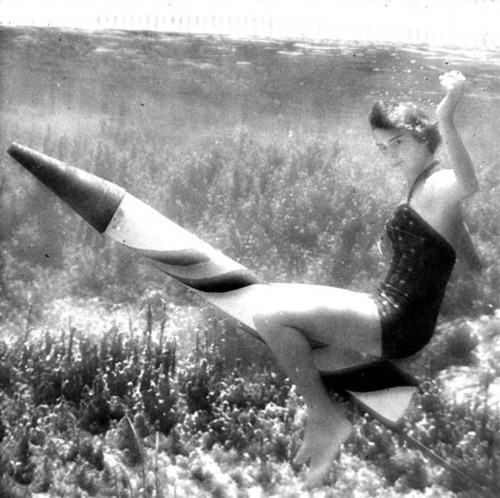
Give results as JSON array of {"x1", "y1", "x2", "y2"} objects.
[{"x1": 0, "y1": 1, "x2": 499, "y2": 496}]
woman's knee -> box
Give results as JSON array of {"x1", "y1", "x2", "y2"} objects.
[{"x1": 253, "y1": 308, "x2": 284, "y2": 332}]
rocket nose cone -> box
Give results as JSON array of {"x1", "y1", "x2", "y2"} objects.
[{"x1": 7, "y1": 143, "x2": 126, "y2": 233}]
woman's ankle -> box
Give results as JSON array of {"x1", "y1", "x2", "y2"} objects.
[{"x1": 306, "y1": 398, "x2": 346, "y2": 420}]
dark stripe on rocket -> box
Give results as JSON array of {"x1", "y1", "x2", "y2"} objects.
[
  {"x1": 136, "y1": 249, "x2": 261, "y2": 292},
  {"x1": 134, "y1": 248, "x2": 211, "y2": 266},
  {"x1": 158, "y1": 267, "x2": 261, "y2": 293}
]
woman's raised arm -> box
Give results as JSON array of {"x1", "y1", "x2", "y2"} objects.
[{"x1": 436, "y1": 71, "x2": 479, "y2": 199}]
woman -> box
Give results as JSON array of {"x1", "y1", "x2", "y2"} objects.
[{"x1": 253, "y1": 70, "x2": 480, "y2": 488}]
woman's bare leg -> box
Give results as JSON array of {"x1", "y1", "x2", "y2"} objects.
[
  {"x1": 255, "y1": 319, "x2": 351, "y2": 487},
  {"x1": 253, "y1": 284, "x2": 382, "y2": 488}
]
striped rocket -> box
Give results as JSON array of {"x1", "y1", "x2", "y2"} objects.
[{"x1": 7, "y1": 143, "x2": 418, "y2": 426}]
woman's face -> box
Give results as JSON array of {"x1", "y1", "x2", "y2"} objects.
[{"x1": 373, "y1": 128, "x2": 433, "y2": 176}]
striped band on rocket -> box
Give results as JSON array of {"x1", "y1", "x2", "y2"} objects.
[{"x1": 106, "y1": 194, "x2": 261, "y2": 293}]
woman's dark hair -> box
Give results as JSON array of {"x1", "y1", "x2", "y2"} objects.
[{"x1": 369, "y1": 101, "x2": 442, "y2": 153}]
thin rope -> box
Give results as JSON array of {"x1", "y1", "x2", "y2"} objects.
[
  {"x1": 353, "y1": 399, "x2": 498, "y2": 498},
  {"x1": 393, "y1": 427, "x2": 497, "y2": 498}
]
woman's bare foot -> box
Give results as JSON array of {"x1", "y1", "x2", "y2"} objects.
[{"x1": 294, "y1": 404, "x2": 353, "y2": 489}]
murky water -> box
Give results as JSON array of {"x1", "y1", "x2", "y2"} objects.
[
  {"x1": 2, "y1": 27, "x2": 500, "y2": 131},
  {"x1": 1, "y1": 27, "x2": 499, "y2": 189}
]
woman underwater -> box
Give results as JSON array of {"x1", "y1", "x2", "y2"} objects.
[{"x1": 254, "y1": 70, "x2": 481, "y2": 488}]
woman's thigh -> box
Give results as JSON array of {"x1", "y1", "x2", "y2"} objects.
[{"x1": 256, "y1": 283, "x2": 382, "y2": 357}]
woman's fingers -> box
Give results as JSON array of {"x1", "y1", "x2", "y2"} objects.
[{"x1": 436, "y1": 71, "x2": 467, "y2": 119}]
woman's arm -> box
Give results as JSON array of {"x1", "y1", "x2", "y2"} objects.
[{"x1": 436, "y1": 71, "x2": 479, "y2": 199}]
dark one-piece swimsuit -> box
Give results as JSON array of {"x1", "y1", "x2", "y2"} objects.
[{"x1": 374, "y1": 163, "x2": 457, "y2": 359}]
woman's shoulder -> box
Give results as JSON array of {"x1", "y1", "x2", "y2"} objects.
[
  {"x1": 426, "y1": 168, "x2": 464, "y2": 200},
  {"x1": 412, "y1": 168, "x2": 467, "y2": 222},
  {"x1": 428, "y1": 167, "x2": 455, "y2": 182},
  {"x1": 428, "y1": 164, "x2": 479, "y2": 202}
]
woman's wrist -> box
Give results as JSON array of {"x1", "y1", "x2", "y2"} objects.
[
  {"x1": 436, "y1": 98, "x2": 459, "y2": 123},
  {"x1": 437, "y1": 113, "x2": 455, "y2": 127}
]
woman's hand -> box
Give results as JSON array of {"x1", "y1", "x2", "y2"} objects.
[
  {"x1": 435, "y1": 70, "x2": 478, "y2": 199},
  {"x1": 436, "y1": 71, "x2": 467, "y2": 121}
]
